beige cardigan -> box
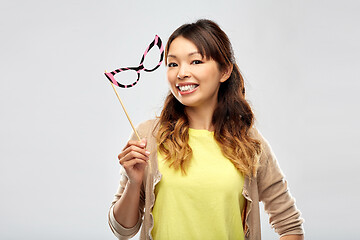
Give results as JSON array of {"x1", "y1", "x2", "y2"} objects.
[{"x1": 108, "y1": 119, "x2": 304, "y2": 239}]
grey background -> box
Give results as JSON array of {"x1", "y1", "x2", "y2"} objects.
[{"x1": 1, "y1": 0, "x2": 359, "y2": 239}]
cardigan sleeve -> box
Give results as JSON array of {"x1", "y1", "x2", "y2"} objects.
[
  {"x1": 255, "y1": 130, "x2": 304, "y2": 237},
  {"x1": 108, "y1": 167, "x2": 146, "y2": 239},
  {"x1": 108, "y1": 124, "x2": 147, "y2": 239}
]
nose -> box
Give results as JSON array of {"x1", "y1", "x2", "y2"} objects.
[{"x1": 177, "y1": 64, "x2": 190, "y2": 80}]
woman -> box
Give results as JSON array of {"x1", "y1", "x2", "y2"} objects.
[{"x1": 108, "y1": 19, "x2": 304, "y2": 240}]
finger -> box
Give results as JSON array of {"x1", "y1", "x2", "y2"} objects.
[
  {"x1": 140, "y1": 138, "x2": 147, "y2": 147},
  {"x1": 121, "y1": 158, "x2": 148, "y2": 169},
  {"x1": 118, "y1": 139, "x2": 147, "y2": 159},
  {"x1": 122, "y1": 139, "x2": 147, "y2": 151},
  {"x1": 119, "y1": 150, "x2": 149, "y2": 165},
  {"x1": 118, "y1": 144, "x2": 150, "y2": 160}
]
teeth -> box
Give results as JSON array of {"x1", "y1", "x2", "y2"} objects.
[{"x1": 178, "y1": 84, "x2": 197, "y2": 92}]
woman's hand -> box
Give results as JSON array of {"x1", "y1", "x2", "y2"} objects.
[{"x1": 118, "y1": 138, "x2": 150, "y2": 187}]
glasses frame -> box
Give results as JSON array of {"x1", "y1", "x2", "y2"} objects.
[{"x1": 105, "y1": 35, "x2": 164, "y2": 88}]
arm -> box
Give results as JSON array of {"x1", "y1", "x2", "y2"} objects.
[
  {"x1": 108, "y1": 139, "x2": 149, "y2": 239},
  {"x1": 113, "y1": 180, "x2": 143, "y2": 228},
  {"x1": 280, "y1": 235, "x2": 304, "y2": 240},
  {"x1": 255, "y1": 130, "x2": 304, "y2": 237},
  {"x1": 113, "y1": 139, "x2": 149, "y2": 227}
]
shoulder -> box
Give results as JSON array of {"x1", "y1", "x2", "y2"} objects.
[
  {"x1": 248, "y1": 127, "x2": 276, "y2": 166},
  {"x1": 135, "y1": 118, "x2": 160, "y2": 138},
  {"x1": 136, "y1": 118, "x2": 158, "y2": 131},
  {"x1": 248, "y1": 127, "x2": 271, "y2": 152}
]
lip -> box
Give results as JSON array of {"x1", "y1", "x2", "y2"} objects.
[
  {"x1": 176, "y1": 82, "x2": 199, "y2": 87},
  {"x1": 176, "y1": 83, "x2": 199, "y2": 95}
]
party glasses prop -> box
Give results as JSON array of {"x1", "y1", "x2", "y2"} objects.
[
  {"x1": 104, "y1": 35, "x2": 164, "y2": 175},
  {"x1": 104, "y1": 35, "x2": 164, "y2": 88}
]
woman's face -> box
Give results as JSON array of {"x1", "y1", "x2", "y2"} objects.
[{"x1": 166, "y1": 36, "x2": 228, "y2": 110}]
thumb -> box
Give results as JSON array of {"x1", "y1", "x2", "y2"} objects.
[{"x1": 139, "y1": 138, "x2": 147, "y2": 148}]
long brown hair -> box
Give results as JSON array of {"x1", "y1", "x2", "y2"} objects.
[{"x1": 157, "y1": 19, "x2": 262, "y2": 177}]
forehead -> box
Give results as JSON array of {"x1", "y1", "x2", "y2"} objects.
[{"x1": 167, "y1": 37, "x2": 201, "y2": 56}]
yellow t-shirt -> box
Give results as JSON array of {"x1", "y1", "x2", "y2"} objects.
[{"x1": 152, "y1": 128, "x2": 245, "y2": 240}]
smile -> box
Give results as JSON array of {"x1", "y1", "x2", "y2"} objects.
[{"x1": 176, "y1": 84, "x2": 199, "y2": 95}]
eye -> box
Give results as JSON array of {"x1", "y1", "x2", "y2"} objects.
[
  {"x1": 167, "y1": 62, "x2": 178, "y2": 67},
  {"x1": 191, "y1": 60, "x2": 203, "y2": 65}
]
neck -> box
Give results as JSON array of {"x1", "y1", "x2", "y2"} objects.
[{"x1": 185, "y1": 104, "x2": 216, "y2": 131}]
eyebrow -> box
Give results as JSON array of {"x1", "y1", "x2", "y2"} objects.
[{"x1": 167, "y1": 51, "x2": 202, "y2": 59}]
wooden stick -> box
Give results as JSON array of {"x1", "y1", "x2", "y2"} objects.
[
  {"x1": 109, "y1": 81, "x2": 141, "y2": 141},
  {"x1": 106, "y1": 71, "x2": 152, "y2": 174}
]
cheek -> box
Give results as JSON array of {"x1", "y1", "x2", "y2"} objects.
[
  {"x1": 166, "y1": 70, "x2": 176, "y2": 85},
  {"x1": 166, "y1": 71, "x2": 179, "y2": 96}
]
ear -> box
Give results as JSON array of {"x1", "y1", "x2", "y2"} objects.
[{"x1": 220, "y1": 64, "x2": 233, "y2": 83}]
